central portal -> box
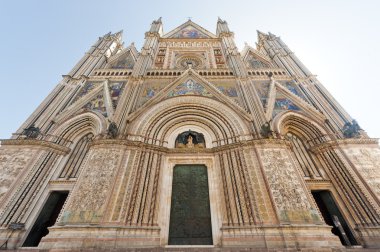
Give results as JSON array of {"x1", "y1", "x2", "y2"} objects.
[{"x1": 168, "y1": 165, "x2": 213, "y2": 245}]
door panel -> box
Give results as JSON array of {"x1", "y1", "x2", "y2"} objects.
[{"x1": 168, "y1": 165, "x2": 213, "y2": 245}]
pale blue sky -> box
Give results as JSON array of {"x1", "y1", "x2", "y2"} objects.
[{"x1": 1, "y1": 0, "x2": 379, "y2": 139}]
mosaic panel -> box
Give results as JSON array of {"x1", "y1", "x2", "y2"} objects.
[
  {"x1": 139, "y1": 81, "x2": 169, "y2": 106},
  {"x1": 83, "y1": 92, "x2": 107, "y2": 117},
  {"x1": 273, "y1": 97, "x2": 300, "y2": 118},
  {"x1": 170, "y1": 25, "x2": 209, "y2": 39},
  {"x1": 167, "y1": 80, "x2": 213, "y2": 97},
  {"x1": 109, "y1": 82, "x2": 126, "y2": 108},
  {"x1": 72, "y1": 82, "x2": 98, "y2": 103},
  {"x1": 254, "y1": 81, "x2": 270, "y2": 107},
  {"x1": 283, "y1": 81, "x2": 306, "y2": 100}
]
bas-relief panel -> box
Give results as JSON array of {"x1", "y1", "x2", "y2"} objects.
[
  {"x1": 0, "y1": 149, "x2": 36, "y2": 202},
  {"x1": 258, "y1": 148, "x2": 319, "y2": 222},
  {"x1": 61, "y1": 148, "x2": 121, "y2": 223},
  {"x1": 344, "y1": 148, "x2": 380, "y2": 198}
]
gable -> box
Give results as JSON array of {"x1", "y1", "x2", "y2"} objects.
[
  {"x1": 246, "y1": 52, "x2": 271, "y2": 69},
  {"x1": 163, "y1": 20, "x2": 217, "y2": 39},
  {"x1": 169, "y1": 25, "x2": 210, "y2": 39},
  {"x1": 130, "y1": 69, "x2": 252, "y2": 122},
  {"x1": 109, "y1": 51, "x2": 135, "y2": 69}
]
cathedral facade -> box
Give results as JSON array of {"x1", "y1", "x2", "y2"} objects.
[{"x1": 0, "y1": 18, "x2": 380, "y2": 251}]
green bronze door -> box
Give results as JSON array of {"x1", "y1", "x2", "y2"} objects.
[{"x1": 168, "y1": 165, "x2": 213, "y2": 245}]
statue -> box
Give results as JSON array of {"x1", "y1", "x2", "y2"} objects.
[
  {"x1": 107, "y1": 121, "x2": 118, "y2": 139},
  {"x1": 260, "y1": 121, "x2": 274, "y2": 138},
  {"x1": 22, "y1": 124, "x2": 40, "y2": 139},
  {"x1": 342, "y1": 120, "x2": 361, "y2": 138},
  {"x1": 186, "y1": 135, "x2": 194, "y2": 148}
]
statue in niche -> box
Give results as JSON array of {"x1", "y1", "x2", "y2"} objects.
[
  {"x1": 175, "y1": 130, "x2": 205, "y2": 148},
  {"x1": 22, "y1": 124, "x2": 41, "y2": 139},
  {"x1": 342, "y1": 120, "x2": 362, "y2": 138},
  {"x1": 107, "y1": 121, "x2": 118, "y2": 139},
  {"x1": 186, "y1": 135, "x2": 194, "y2": 148}
]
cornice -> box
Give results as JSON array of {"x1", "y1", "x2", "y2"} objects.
[
  {"x1": 0, "y1": 139, "x2": 70, "y2": 155},
  {"x1": 310, "y1": 138, "x2": 379, "y2": 154},
  {"x1": 89, "y1": 138, "x2": 291, "y2": 153}
]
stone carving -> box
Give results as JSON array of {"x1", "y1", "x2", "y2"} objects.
[
  {"x1": 22, "y1": 124, "x2": 41, "y2": 139},
  {"x1": 62, "y1": 148, "x2": 121, "y2": 223},
  {"x1": 260, "y1": 121, "x2": 274, "y2": 138},
  {"x1": 346, "y1": 148, "x2": 380, "y2": 197},
  {"x1": 0, "y1": 149, "x2": 35, "y2": 201},
  {"x1": 107, "y1": 121, "x2": 118, "y2": 139},
  {"x1": 259, "y1": 148, "x2": 318, "y2": 222},
  {"x1": 342, "y1": 120, "x2": 362, "y2": 138}
]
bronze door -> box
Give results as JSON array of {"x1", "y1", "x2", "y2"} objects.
[{"x1": 168, "y1": 165, "x2": 213, "y2": 245}]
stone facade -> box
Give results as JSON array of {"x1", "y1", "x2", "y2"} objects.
[{"x1": 0, "y1": 18, "x2": 379, "y2": 251}]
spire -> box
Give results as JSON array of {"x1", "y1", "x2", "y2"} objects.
[
  {"x1": 216, "y1": 17, "x2": 231, "y2": 36},
  {"x1": 149, "y1": 17, "x2": 163, "y2": 35}
]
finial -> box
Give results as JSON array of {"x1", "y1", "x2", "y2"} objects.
[{"x1": 187, "y1": 17, "x2": 192, "y2": 21}]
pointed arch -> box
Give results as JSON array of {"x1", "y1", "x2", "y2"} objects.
[
  {"x1": 51, "y1": 111, "x2": 107, "y2": 144},
  {"x1": 273, "y1": 111, "x2": 332, "y2": 144}
]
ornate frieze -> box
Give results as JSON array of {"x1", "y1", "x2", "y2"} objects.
[
  {"x1": 310, "y1": 138, "x2": 379, "y2": 154},
  {"x1": 0, "y1": 139, "x2": 70, "y2": 155},
  {"x1": 0, "y1": 149, "x2": 37, "y2": 202},
  {"x1": 158, "y1": 41, "x2": 220, "y2": 48}
]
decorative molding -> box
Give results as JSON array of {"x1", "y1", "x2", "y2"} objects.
[
  {"x1": 89, "y1": 138, "x2": 291, "y2": 154},
  {"x1": 310, "y1": 138, "x2": 379, "y2": 154},
  {"x1": 0, "y1": 139, "x2": 70, "y2": 155}
]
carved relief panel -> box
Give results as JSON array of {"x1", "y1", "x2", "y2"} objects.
[
  {"x1": 60, "y1": 147, "x2": 122, "y2": 223},
  {"x1": 0, "y1": 148, "x2": 37, "y2": 202},
  {"x1": 258, "y1": 147, "x2": 320, "y2": 223}
]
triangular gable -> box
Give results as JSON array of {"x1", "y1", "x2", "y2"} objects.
[
  {"x1": 267, "y1": 80, "x2": 325, "y2": 122},
  {"x1": 55, "y1": 81, "x2": 127, "y2": 123},
  {"x1": 242, "y1": 45, "x2": 272, "y2": 69},
  {"x1": 163, "y1": 20, "x2": 217, "y2": 39},
  {"x1": 257, "y1": 78, "x2": 323, "y2": 121},
  {"x1": 106, "y1": 45, "x2": 138, "y2": 69},
  {"x1": 128, "y1": 69, "x2": 252, "y2": 122}
]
